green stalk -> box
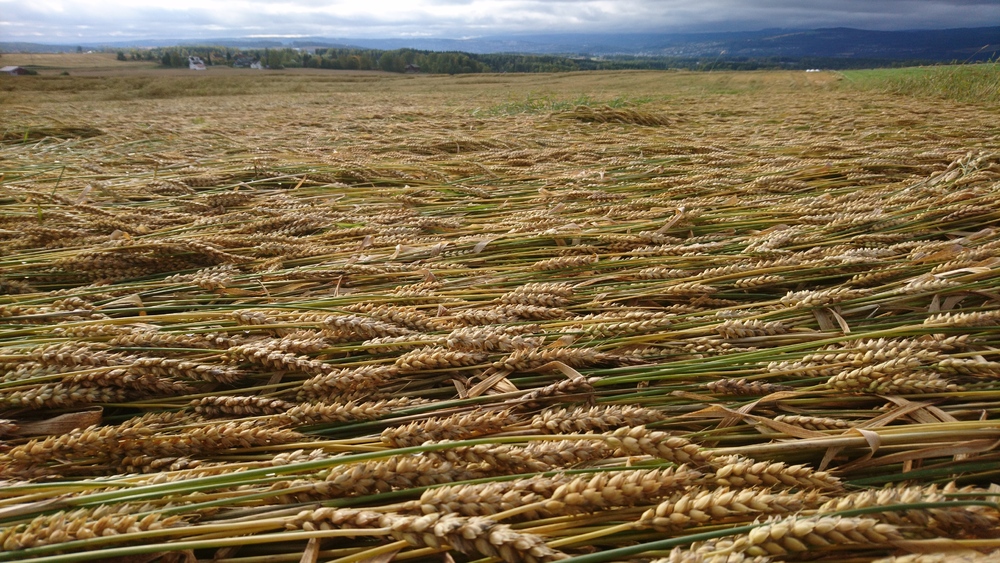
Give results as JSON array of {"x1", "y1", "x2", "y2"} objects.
[{"x1": 0, "y1": 528, "x2": 392, "y2": 563}]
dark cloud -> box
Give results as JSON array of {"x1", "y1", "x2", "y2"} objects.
[{"x1": 1, "y1": 0, "x2": 998, "y2": 42}]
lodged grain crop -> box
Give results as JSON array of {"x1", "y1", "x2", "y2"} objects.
[{"x1": 1, "y1": 67, "x2": 1000, "y2": 563}]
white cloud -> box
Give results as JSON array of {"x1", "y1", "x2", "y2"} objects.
[{"x1": 1, "y1": 0, "x2": 998, "y2": 42}]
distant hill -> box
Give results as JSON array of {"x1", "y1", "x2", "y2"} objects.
[
  {"x1": 0, "y1": 42, "x2": 82, "y2": 54},
  {"x1": 283, "y1": 28, "x2": 1000, "y2": 60},
  {"x1": 705, "y1": 28, "x2": 1000, "y2": 60},
  {"x1": 3, "y1": 27, "x2": 997, "y2": 61}
]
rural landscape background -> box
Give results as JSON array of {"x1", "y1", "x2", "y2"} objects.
[
  {"x1": 4, "y1": 26, "x2": 1000, "y2": 73},
  {"x1": 2, "y1": 22, "x2": 1000, "y2": 563}
]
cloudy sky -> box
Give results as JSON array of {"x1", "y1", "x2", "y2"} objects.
[{"x1": 3, "y1": 1, "x2": 999, "y2": 43}]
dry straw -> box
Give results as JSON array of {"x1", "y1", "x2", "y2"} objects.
[{"x1": 2, "y1": 67, "x2": 1000, "y2": 563}]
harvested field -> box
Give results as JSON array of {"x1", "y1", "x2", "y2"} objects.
[{"x1": 2, "y1": 68, "x2": 1000, "y2": 562}]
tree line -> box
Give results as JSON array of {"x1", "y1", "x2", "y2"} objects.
[{"x1": 131, "y1": 45, "x2": 943, "y2": 74}]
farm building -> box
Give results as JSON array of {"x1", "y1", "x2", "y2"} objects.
[
  {"x1": 1, "y1": 66, "x2": 31, "y2": 75},
  {"x1": 233, "y1": 54, "x2": 263, "y2": 69},
  {"x1": 188, "y1": 56, "x2": 207, "y2": 70}
]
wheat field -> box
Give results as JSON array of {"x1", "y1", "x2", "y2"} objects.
[{"x1": 2, "y1": 67, "x2": 1000, "y2": 562}]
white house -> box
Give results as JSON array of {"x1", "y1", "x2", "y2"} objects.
[
  {"x1": 188, "y1": 56, "x2": 207, "y2": 70},
  {"x1": 233, "y1": 54, "x2": 263, "y2": 69}
]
